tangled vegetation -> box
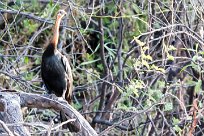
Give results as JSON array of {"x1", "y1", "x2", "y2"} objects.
[{"x1": 1, "y1": 0, "x2": 204, "y2": 135}]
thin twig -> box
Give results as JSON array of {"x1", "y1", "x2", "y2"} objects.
[{"x1": 0, "y1": 120, "x2": 15, "y2": 136}]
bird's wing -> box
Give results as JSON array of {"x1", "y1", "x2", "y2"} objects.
[
  {"x1": 61, "y1": 54, "x2": 73, "y2": 103},
  {"x1": 61, "y1": 54, "x2": 72, "y2": 77}
]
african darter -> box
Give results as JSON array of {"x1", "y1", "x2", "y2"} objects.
[{"x1": 41, "y1": 10, "x2": 76, "y2": 131}]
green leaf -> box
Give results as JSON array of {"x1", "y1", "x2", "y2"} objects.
[
  {"x1": 151, "y1": 65, "x2": 165, "y2": 73},
  {"x1": 114, "y1": 83, "x2": 123, "y2": 93},
  {"x1": 24, "y1": 72, "x2": 34, "y2": 81},
  {"x1": 172, "y1": 117, "x2": 180, "y2": 125},
  {"x1": 199, "y1": 101, "x2": 203, "y2": 108},
  {"x1": 16, "y1": 0, "x2": 23, "y2": 6},
  {"x1": 133, "y1": 37, "x2": 145, "y2": 46},
  {"x1": 192, "y1": 55, "x2": 198, "y2": 62},
  {"x1": 173, "y1": 125, "x2": 182, "y2": 133},
  {"x1": 97, "y1": 64, "x2": 103, "y2": 71},
  {"x1": 73, "y1": 102, "x2": 82, "y2": 110},
  {"x1": 143, "y1": 46, "x2": 149, "y2": 51},
  {"x1": 23, "y1": 20, "x2": 38, "y2": 35},
  {"x1": 31, "y1": 0, "x2": 39, "y2": 8},
  {"x1": 199, "y1": 51, "x2": 204, "y2": 55},
  {"x1": 80, "y1": 59, "x2": 100, "y2": 66},
  {"x1": 191, "y1": 61, "x2": 201, "y2": 72},
  {"x1": 142, "y1": 60, "x2": 149, "y2": 69},
  {"x1": 149, "y1": 95, "x2": 156, "y2": 103},
  {"x1": 180, "y1": 64, "x2": 191, "y2": 73},
  {"x1": 167, "y1": 54, "x2": 174, "y2": 61},
  {"x1": 143, "y1": 54, "x2": 152, "y2": 61},
  {"x1": 195, "y1": 79, "x2": 202, "y2": 93},
  {"x1": 104, "y1": 42, "x2": 116, "y2": 57},
  {"x1": 164, "y1": 102, "x2": 173, "y2": 111},
  {"x1": 132, "y1": 89, "x2": 138, "y2": 97},
  {"x1": 132, "y1": 4, "x2": 142, "y2": 14},
  {"x1": 24, "y1": 57, "x2": 29, "y2": 64},
  {"x1": 35, "y1": 57, "x2": 41, "y2": 65},
  {"x1": 168, "y1": 45, "x2": 177, "y2": 51}
]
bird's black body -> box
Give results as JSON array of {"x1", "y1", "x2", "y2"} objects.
[
  {"x1": 41, "y1": 45, "x2": 66, "y2": 96},
  {"x1": 41, "y1": 43, "x2": 75, "y2": 131},
  {"x1": 41, "y1": 43, "x2": 73, "y2": 103}
]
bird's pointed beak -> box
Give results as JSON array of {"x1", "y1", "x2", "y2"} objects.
[
  {"x1": 61, "y1": 10, "x2": 67, "y2": 16},
  {"x1": 57, "y1": 10, "x2": 67, "y2": 18}
]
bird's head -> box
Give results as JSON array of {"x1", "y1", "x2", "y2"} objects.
[{"x1": 56, "y1": 10, "x2": 67, "y2": 20}]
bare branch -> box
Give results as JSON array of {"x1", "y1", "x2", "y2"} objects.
[
  {"x1": 0, "y1": 120, "x2": 15, "y2": 136},
  {"x1": 0, "y1": 92, "x2": 98, "y2": 136}
]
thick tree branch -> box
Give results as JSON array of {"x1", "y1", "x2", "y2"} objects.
[
  {"x1": 0, "y1": 92, "x2": 98, "y2": 136},
  {"x1": 101, "y1": 0, "x2": 124, "y2": 120},
  {"x1": 92, "y1": 1, "x2": 110, "y2": 126},
  {"x1": 0, "y1": 120, "x2": 15, "y2": 136},
  {"x1": 0, "y1": 92, "x2": 30, "y2": 136}
]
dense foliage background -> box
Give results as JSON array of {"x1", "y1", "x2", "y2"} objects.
[{"x1": 1, "y1": 0, "x2": 204, "y2": 135}]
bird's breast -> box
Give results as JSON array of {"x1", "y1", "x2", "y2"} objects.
[
  {"x1": 43, "y1": 56, "x2": 64, "y2": 75},
  {"x1": 41, "y1": 55, "x2": 67, "y2": 95}
]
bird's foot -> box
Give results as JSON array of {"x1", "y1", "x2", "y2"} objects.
[
  {"x1": 51, "y1": 94, "x2": 59, "y2": 101},
  {"x1": 58, "y1": 97, "x2": 68, "y2": 105},
  {"x1": 42, "y1": 93, "x2": 67, "y2": 104}
]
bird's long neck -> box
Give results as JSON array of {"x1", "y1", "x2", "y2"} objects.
[{"x1": 51, "y1": 16, "x2": 62, "y2": 49}]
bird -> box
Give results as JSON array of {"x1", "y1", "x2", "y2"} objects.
[
  {"x1": 41, "y1": 9, "x2": 72, "y2": 103},
  {"x1": 41, "y1": 9, "x2": 77, "y2": 131}
]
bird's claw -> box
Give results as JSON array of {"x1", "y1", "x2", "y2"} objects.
[{"x1": 59, "y1": 97, "x2": 68, "y2": 104}]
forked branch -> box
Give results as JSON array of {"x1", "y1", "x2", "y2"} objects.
[{"x1": 0, "y1": 91, "x2": 97, "y2": 136}]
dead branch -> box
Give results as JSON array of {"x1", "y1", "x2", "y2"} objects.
[
  {"x1": 0, "y1": 92, "x2": 98, "y2": 136},
  {"x1": 188, "y1": 98, "x2": 198, "y2": 136},
  {"x1": 0, "y1": 92, "x2": 30, "y2": 136},
  {"x1": 0, "y1": 120, "x2": 15, "y2": 136},
  {"x1": 0, "y1": 9, "x2": 76, "y2": 31}
]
